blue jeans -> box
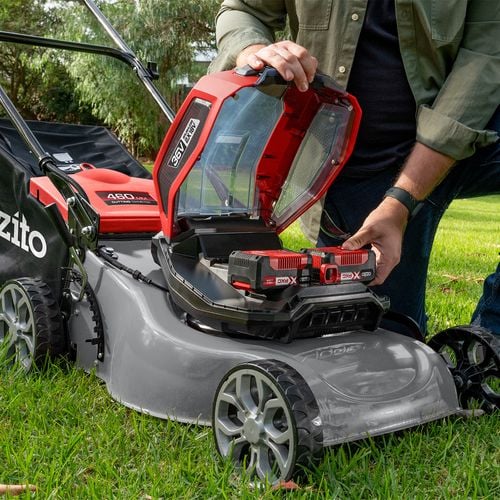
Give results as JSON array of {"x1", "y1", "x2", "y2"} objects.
[{"x1": 320, "y1": 108, "x2": 500, "y2": 336}]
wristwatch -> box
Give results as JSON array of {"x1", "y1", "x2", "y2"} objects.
[{"x1": 384, "y1": 186, "x2": 424, "y2": 220}]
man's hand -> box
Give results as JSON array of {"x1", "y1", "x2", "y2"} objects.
[
  {"x1": 342, "y1": 143, "x2": 456, "y2": 285},
  {"x1": 236, "y1": 41, "x2": 318, "y2": 92},
  {"x1": 342, "y1": 197, "x2": 409, "y2": 285}
]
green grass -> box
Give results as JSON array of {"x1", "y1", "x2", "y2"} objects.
[
  {"x1": 1, "y1": 196, "x2": 499, "y2": 498},
  {"x1": 426, "y1": 196, "x2": 500, "y2": 333}
]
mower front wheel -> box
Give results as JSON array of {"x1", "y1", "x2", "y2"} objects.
[
  {"x1": 0, "y1": 278, "x2": 65, "y2": 372},
  {"x1": 212, "y1": 359, "x2": 323, "y2": 484},
  {"x1": 428, "y1": 325, "x2": 499, "y2": 413}
]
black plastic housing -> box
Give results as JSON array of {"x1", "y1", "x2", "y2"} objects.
[{"x1": 152, "y1": 230, "x2": 388, "y2": 342}]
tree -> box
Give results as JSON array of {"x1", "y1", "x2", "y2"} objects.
[
  {"x1": 0, "y1": 0, "x2": 55, "y2": 115},
  {"x1": 0, "y1": 0, "x2": 97, "y2": 122},
  {"x1": 59, "y1": 0, "x2": 219, "y2": 157},
  {"x1": 1, "y1": 0, "x2": 219, "y2": 157}
]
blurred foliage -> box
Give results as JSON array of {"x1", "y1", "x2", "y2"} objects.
[
  {"x1": 0, "y1": 1, "x2": 86, "y2": 120},
  {"x1": 0, "y1": 0, "x2": 220, "y2": 157}
]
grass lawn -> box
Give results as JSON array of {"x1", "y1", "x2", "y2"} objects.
[{"x1": 1, "y1": 196, "x2": 499, "y2": 498}]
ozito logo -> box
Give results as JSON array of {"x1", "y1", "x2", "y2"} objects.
[
  {"x1": 168, "y1": 118, "x2": 200, "y2": 168},
  {"x1": 0, "y1": 210, "x2": 47, "y2": 259}
]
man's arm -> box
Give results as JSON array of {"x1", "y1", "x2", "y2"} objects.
[
  {"x1": 209, "y1": 1, "x2": 286, "y2": 73},
  {"x1": 415, "y1": 2, "x2": 500, "y2": 160},
  {"x1": 342, "y1": 143, "x2": 455, "y2": 285},
  {"x1": 342, "y1": 2, "x2": 500, "y2": 285},
  {"x1": 211, "y1": 1, "x2": 318, "y2": 90}
]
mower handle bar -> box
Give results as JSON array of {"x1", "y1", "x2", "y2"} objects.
[
  {"x1": 80, "y1": 0, "x2": 175, "y2": 124},
  {"x1": 0, "y1": 84, "x2": 89, "y2": 201},
  {"x1": 0, "y1": 83, "x2": 99, "y2": 253}
]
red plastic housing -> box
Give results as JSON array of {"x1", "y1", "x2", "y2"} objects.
[
  {"x1": 308, "y1": 247, "x2": 375, "y2": 284},
  {"x1": 30, "y1": 168, "x2": 161, "y2": 234},
  {"x1": 153, "y1": 69, "x2": 361, "y2": 240}
]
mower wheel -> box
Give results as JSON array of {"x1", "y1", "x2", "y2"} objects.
[
  {"x1": 428, "y1": 325, "x2": 499, "y2": 413},
  {"x1": 0, "y1": 278, "x2": 65, "y2": 372},
  {"x1": 212, "y1": 359, "x2": 323, "y2": 484}
]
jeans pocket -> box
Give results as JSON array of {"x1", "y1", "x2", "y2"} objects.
[{"x1": 296, "y1": 0, "x2": 334, "y2": 30}]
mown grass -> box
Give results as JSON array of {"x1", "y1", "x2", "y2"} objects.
[
  {"x1": 1, "y1": 196, "x2": 499, "y2": 498},
  {"x1": 426, "y1": 196, "x2": 500, "y2": 333}
]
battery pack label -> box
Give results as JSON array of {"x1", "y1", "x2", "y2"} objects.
[
  {"x1": 168, "y1": 118, "x2": 200, "y2": 168},
  {"x1": 272, "y1": 276, "x2": 298, "y2": 286},
  {"x1": 96, "y1": 191, "x2": 158, "y2": 206}
]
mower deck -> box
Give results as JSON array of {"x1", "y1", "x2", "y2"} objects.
[{"x1": 69, "y1": 237, "x2": 460, "y2": 444}]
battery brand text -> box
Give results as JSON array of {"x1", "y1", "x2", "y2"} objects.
[
  {"x1": 341, "y1": 271, "x2": 360, "y2": 281},
  {"x1": 0, "y1": 210, "x2": 47, "y2": 258},
  {"x1": 168, "y1": 118, "x2": 200, "y2": 168},
  {"x1": 273, "y1": 276, "x2": 297, "y2": 286}
]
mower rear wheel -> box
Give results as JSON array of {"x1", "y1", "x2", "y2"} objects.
[
  {"x1": 428, "y1": 325, "x2": 499, "y2": 413},
  {"x1": 212, "y1": 359, "x2": 323, "y2": 484},
  {"x1": 0, "y1": 278, "x2": 65, "y2": 372}
]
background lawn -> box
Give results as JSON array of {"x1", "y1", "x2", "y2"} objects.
[{"x1": 1, "y1": 195, "x2": 499, "y2": 498}]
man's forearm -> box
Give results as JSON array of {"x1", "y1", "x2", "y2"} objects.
[
  {"x1": 342, "y1": 142, "x2": 456, "y2": 284},
  {"x1": 394, "y1": 142, "x2": 456, "y2": 202}
]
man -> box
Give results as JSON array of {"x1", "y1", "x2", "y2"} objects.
[{"x1": 209, "y1": 0, "x2": 500, "y2": 336}]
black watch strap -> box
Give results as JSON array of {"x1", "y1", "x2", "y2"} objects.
[{"x1": 384, "y1": 187, "x2": 424, "y2": 219}]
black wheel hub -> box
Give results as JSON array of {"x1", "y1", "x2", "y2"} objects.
[{"x1": 428, "y1": 325, "x2": 500, "y2": 413}]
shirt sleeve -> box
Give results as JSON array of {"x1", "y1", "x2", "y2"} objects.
[
  {"x1": 208, "y1": 0, "x2": 287, "y2": 73},
  {"x1": 416, "y1": 4, "x2": 500, "y2": 160}
]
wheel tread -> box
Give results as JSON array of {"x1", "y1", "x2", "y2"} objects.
[
  {"x1": 246, "y1": 359, "x2": 324, "y2": 476},
  {"x1": 1, "y1": 278, "x2": 65, "y2": 367}
]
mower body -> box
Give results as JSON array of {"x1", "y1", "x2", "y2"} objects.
[
  {"x1": 0, "y1": 68, "x2": 460, "y2": 442},
  {"x1": 68, "y1": 237, "x2": 459, "y2": 446},
  {"x1": 59, "y1": 69, "x2": 457, "y2": 439}
]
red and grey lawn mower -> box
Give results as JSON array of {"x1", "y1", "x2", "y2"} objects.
[{"x1": 0, "y1": 0, "x2": 498, "y2": 485}]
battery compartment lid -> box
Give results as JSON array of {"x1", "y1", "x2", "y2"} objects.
[{"x1": 153, "y1": 68, "x2": 361, "y2": 239}]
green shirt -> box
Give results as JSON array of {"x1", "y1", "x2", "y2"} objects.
[{"x1": 211, "y1": 0, "x2": 499, "y2": 161}]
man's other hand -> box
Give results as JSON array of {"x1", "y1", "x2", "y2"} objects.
[{"x1": 342, "y1": 198, "x2": 409, "y2": 285}]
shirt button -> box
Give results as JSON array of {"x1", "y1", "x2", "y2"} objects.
[
  {"x1": 338, "y1": 66, "x2": 346, "y2": 74},
  {"x1": 351, "y1": 13, "x2": 359, "y2": 21}
]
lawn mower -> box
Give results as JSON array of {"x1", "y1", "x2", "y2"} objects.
[{"x1": 0, "y1": 0, "x2": 498, "y2": 485}]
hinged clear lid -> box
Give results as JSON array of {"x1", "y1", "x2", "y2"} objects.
[{"x1": 154, "y1": 69, "x2": 361, "y2": 238}]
